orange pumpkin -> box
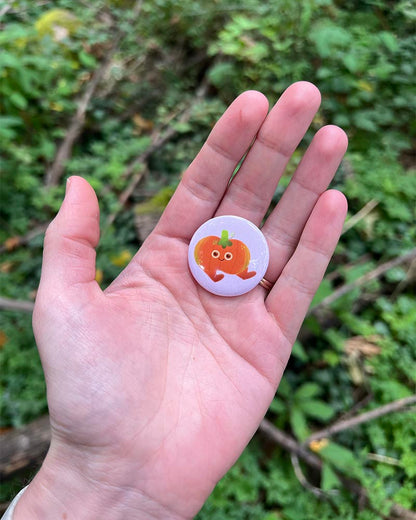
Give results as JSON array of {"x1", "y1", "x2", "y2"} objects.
[{"x1": 194, "y1": 229, "x2": 256, "y2": 282}]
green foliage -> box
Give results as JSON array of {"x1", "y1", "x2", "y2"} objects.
[
  {"x1": 1, "y1": 0, "x2": 415, "y2": 516},
  {"x1": 0, "y1": 312, "x2": 46, "y2": 427}
]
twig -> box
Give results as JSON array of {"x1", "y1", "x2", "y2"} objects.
[
  {"x1": 0, "y1": 297, "x2": 34, "y2": 313},
  {"x1": 104, "y1": 117, "x2": 183, "y2": 228},
  {"x1": 367, "y1": 453, "x2": 402, "y2": 467},
  {"x1": 259, "y1": 419, "x2": 322, "y2": 469},
  {"x1": 309, "y1": 248, "x2": 416, "y2": 315},
  {"x1": 325, "y1": 254, "x2": 372, "y2": 282},
  {"x1": 334, "y1": 393, "x2": 373, "y2": 421},
  {"x1": 106, "y1": 166, "x2": 148, "y2": 228},
  {"x1": 391, "y1": 506, "x2": 416, "y2": 520},
  {"x1": 342, "y1": 199, "x2": 379, "y2": 235},
  {"x1": 391, "y1": 257, "x2": 416, "y2": 299},
  {"x1": 105, "y1": 81, "x2": 209, "y2": 228},
  {"x1": 45, "y1": 52, "x2": 116, "y2": 186},
  {"x1": 259, "y1": 419, "x2": 416, "y2": 520},
  {"x1": 306, "y1": 395, "x2": 416, "y2": 443},
  {"x1": 0, "y1": 224, "x2": 48, "y2": 255},
  {"x1": 44, "y1": 0, "x2": 144, "y2": 186},
  {"x1": 290, "y1": 452, "x2": 335, "y2": 498},
  {"x1": 0, "y1": 3, "x2": 12, "y2": 18}
]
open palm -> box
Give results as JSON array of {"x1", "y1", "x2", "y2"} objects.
[{"x1": 29, "y1": 83, "x2": 347, "y2": 520}]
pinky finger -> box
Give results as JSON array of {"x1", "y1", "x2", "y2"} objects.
[{"x1": 266, "y1": 190, "x2": 347, "y2": 345}]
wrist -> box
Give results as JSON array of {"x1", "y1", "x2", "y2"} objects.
[{"x1": 14, "y1": 441, "x2": 188, "y2": 520}]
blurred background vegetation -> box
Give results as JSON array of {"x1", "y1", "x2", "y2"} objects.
[{"x1": 0, "y1": 0, "x2": 415, "y2": 517}]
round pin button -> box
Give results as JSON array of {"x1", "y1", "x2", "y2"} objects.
[{"x1": 188, "y1": 215, "x2": 269, "y2": 297}]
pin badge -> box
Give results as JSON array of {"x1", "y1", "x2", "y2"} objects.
[{"x1": 188, "y1": 215, "x2": 269, "y2": 297}]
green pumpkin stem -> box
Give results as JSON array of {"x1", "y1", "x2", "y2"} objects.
[{"x1": 218, "y1": 229, "x2": 233, "y2": 248}]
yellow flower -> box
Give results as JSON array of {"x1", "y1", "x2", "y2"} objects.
[
  {"x1": 95, "y1": 268, "x2": 103, "y2": 285},
  {"x1": 309, "y1": 438, "x2": 329, "y2": 453},
  {"x1": 357, "y1": 80, "x2": 373, "y2": 93},
  {"x1": 110, "y1": 250, "x2": 132, "y2": 267},
  {"x1": 50, "y1": 102, "x2": 64, "y2": 112},
  {"x1": 35, "y1": 9, "x2": 80, "y2": 40}
]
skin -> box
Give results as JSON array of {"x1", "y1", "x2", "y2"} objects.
[{"x1": 15, "y1": 82, "x2": 348, "y2": 520}]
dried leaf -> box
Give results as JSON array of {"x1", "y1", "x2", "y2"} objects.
[
  {"x1": 345, "y1": 335, "x2": 382, "y2": 357},
  {"x1": 0, "y1": 261, "x2": 14, "y2": 273},
  {"x1": 4, "y1": 236, "x2": 20, "y2": 251},
  {"x1": 133, "y1": 114, "x2": 154, "y2": 132},
  {"x1": 0, "y1": 330, "x2": 7, "y2": 348}
]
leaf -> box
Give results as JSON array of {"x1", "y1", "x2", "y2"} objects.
[
  {"x1": 344, "y1": 335, "x2": 382, "y2": 357},
  {"x1": 78, "y1": 50, "x2": 97, "y2": 68},
  {"x1": 290, "y1": 407, "x2": 310, "y2": 441},
  {"x1": 294, "y1": 383, "x2": 321, "y2": 400},
  {"x1": 379, "y1": 31, "x2": 399, "y2": 53},
  {"x1": 301, "y1": 399, "x2": 335, "y2": 421},
  {"x1": 269, "y1": 397, "x2": 286, "y2": 415},
  {"x1": 9, "y1": 92, "x2": 28, "y2": 110},
  {"x1": 319, "y1": 442, "x2": 361, "y2": 476},
  {"x1": 291, "y1": 340, "x2": 308, "y2": 362},
  {"x1": 310, "y1": 22, "x2": 352, "y2": 57},
  {"x1": 310, "y1": 278, "x2": 332, "y2": 306},
  {"x1": 321, "y1": 462, "x2": 341, "y2": 491},
  {"x1": 35, "y1": 9, "x2": 81, "y2": 38}
]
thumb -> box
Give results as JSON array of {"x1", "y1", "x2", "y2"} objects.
[{"x1": 39, "y1": 176, "x2": 100, "y2": 293}]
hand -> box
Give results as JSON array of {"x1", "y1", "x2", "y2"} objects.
[{"x1": 15, "y1": 82, "x2": 348, "y2": 519}]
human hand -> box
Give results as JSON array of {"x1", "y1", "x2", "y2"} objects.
[{"x1": 15, "y1": 82, "x2": 348, "y2": 519}]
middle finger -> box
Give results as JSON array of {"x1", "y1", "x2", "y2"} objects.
[{"x1": 215, "y1": 81, "x2": 321, "y2": 224}]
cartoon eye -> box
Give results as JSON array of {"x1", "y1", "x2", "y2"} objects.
[
  {"x1": 224, "y1": 252, "x2": 233, "y2": 261},
  {"x1": 211, "y1": 250, "x2": 220, "y2": 258}
]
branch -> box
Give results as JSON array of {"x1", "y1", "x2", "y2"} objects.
[
  {"x1": 290, "y1": 453, "x2": 333, "y2": 499},
  {"x1": 310, "y1": 248, "x2": 416, "y2": 315},
  {"x1": 0, "y1": 3, "x2": 12, "y2": 18},
  {"x1": 342, "y1": 199, "x2": 379, "y2": 235},
  {"x1": 0, "y1": 297, "x2": 34, "y2": 313},
  {"x1": 0, "y1": 415, "x2": 50, "y2": 479},
  {"x1": 259, "y1": 419, "x2": 322, "y2": 469},
  {"x1": 259, "y1": 419, "x2": 416, "y2": 520},
  {"x1": 105, "y1": 81, "x2": 209, "y2": 228},
  {"x1": 0, "y1": 224, "x2": 47, "y2": 255},
  {"x1": 44, "y1": 0, "x2": 144, "y2": 186},
  {"x1": 45, "y1": 52, "x2": 116, "y2": 186},
  {"x1": 306, "y1": 395, "x2": 416, "y2": 443}
]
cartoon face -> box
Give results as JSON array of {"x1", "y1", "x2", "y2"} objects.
[{"x1": 194, "y1": 229, "x2": 256, "y2": 282}]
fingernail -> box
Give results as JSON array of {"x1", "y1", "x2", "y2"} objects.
[{"x1": 65, "y1": 177, "x2": 72, "y2": 196}]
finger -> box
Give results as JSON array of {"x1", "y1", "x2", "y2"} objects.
[
  {"x1": 262, "y1": 125, "x2": 348, "y2": 282},
  {"x1": 38, "y1": 176, "x2": 100, "y2": 293},
  {"x1": 215, "y1": 82, "x2": 321, "y2": 224},
  {"x1": 154, "y1": 90, "x2": 269, "y2": 241},
  {"x1": 266, "y1": 190, "x2": 347, "y2": 346}
]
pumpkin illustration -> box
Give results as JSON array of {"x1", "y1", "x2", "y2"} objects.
[{"x1": 194, "y1": 229, "x2": 256, "y2": 282}]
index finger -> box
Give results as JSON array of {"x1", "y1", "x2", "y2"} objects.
[{"x1": 154, "y1": 91, "x2": 269, "y2": 241}]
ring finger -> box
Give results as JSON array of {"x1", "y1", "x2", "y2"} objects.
[
  {"x1": 215, "y1": 81, "x2": 321, "y2": 224},
  {"x1": 262, "y1": 124, "x2": 348, "y2": 284}
]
